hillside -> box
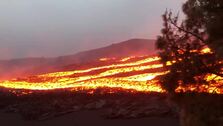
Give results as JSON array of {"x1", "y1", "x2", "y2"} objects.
[{"x1": 0, "y1": 39, "x2": 156, "y2": 79}]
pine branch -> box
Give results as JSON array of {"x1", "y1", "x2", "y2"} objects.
[{"x1": 169, "y1": 20, "x2": 206, "y2": 44}]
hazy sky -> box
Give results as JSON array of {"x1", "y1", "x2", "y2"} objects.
[{"x1": 0, "y1": 0, "x2": 185, "y2": 60}]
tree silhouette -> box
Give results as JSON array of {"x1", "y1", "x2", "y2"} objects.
[
  {"x1": 183, "y1": 0, "x2": 223, "y2": 58},
  {"x1": 156, "y1": 0, "x2": 223, "y2": 94}
]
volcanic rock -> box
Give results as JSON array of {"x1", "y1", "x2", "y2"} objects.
[{"x1": 85, "y1": 100, "x2": 106, "y2": 110}]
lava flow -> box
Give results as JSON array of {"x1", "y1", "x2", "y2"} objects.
[{"x1": 0, "y1": 54, "x2": 222, "y2": 94}]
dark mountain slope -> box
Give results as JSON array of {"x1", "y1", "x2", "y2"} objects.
[{"x1": 0, "y1": 39, "x2": 156, "y2": 79}]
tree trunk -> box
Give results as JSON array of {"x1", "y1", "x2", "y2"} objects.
[{"x1": 171, "y1": 93, "x2": 223, "y2": 126}]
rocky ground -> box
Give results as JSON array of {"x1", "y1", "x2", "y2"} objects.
[{"x1": 0, "y1": 88, "x2": 178, "y2": 121}]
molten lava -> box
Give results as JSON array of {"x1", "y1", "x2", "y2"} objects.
[
  {"x1": 0, "y1": 56, "x2": 164, "y2": 92},
  {"x1": 0, "y1": 53, "x2": 222, "y2": 94}
]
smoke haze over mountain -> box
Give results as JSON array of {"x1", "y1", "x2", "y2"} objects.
[{"x1": 0, "y1": 0, "x2": 184, "y2": 59}]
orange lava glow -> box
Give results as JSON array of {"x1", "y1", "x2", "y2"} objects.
[
  {"x1": 201, "y1": 47, "x2": 212, "y2": 54},
  {"x1": 0, "y1": 56, "x2": 164, "y2": 93},
  {"x1": 0, "y1": 54, "x2": 222, "y2": 95}
]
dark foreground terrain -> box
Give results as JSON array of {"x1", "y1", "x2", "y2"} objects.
[
  {"x1": 1, "y1": 88, "x2": 223, "y2": 126},
  {"x1": 0, "y1": 88, "x2": 179, "y2": 126},
  {"x1": 0, "y1": 110, "x2": 179, "y2": 126}
]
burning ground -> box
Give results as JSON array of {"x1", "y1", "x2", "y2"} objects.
[
  {"x1": 0, "y1": 56, "x2": 164, "y2": 93},
  {"x1": 0, "y1": 55, "x2": 175, "y2": 121},
  {"x1": 0, "y1": 53, "x2": 222, "y2": 121},
  {"x1": 0, "y1": 38, "x2": 222, "y2": 122},
  {"x1": 0, "y1": 54, "x2": 222, "y2": 94}
]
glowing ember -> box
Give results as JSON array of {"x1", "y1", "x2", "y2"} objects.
[
  {"x1": 99, "y1": 57, "x2": 116, "y2": 61},
  {"x1": 201, "y1": 47, "x2": 212, "y2": 54}
]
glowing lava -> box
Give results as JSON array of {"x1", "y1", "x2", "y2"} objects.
[
  {"x1": 0, "y1": 56, "x2": 164, "y2": 93},
  {"x1": 0, "y1": 53, "x2": 222, "y2": 94}
]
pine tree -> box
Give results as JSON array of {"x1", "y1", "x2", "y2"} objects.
[
  {"x1": 156, "y1": 0, "x2": 223, "y2": 94},
  {"x1": 183, "y1": 0, "x2": 223, "y2": 58}
]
